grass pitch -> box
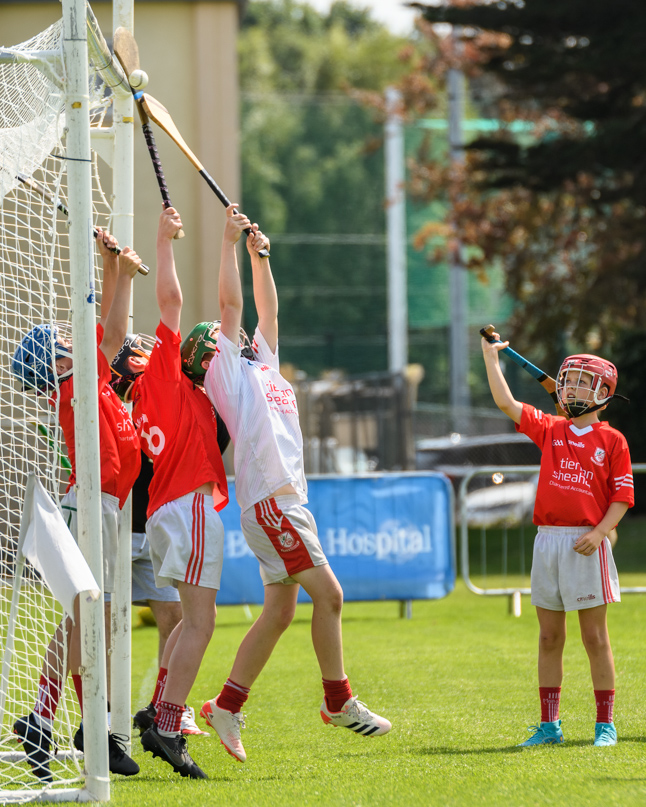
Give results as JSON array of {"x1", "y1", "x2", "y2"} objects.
[{"x1": 111, "y1": 581, "x2": 646, "y2": 807}]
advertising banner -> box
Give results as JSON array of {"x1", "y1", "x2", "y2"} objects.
[{"x1": 218, "y1": 473, "x2": 455, "y2": 604}]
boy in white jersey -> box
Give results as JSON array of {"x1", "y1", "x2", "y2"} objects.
[
  {"x1": 197, "y1": 204, "x2": 391, "y2": 762},
  {"x1": 482, "y1": 332, "x2": 634, "y2": 748}
]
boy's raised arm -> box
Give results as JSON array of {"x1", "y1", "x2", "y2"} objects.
[
  {"x1": 97, "y1": 228, "x2": 120, "y2": 327},
  {"x1": 246, "y1": 227, "x2": 275, "y2": 353},
  {"x1": 156, "y1": 207, "x2": 184, "y2": 334},
  {"x1": 219, "y1": 204, "x2": 251, "y2": 345},
  {"x1": 101, "y1": 247, "x2": 142, "y2": 364},
  {"x1": 481, "y1": 333, "x2": 523, "y2": 424}
]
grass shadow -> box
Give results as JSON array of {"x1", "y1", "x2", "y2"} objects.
[{"x1": 413, "y1": 744, "x2": 524, "y2": 756}]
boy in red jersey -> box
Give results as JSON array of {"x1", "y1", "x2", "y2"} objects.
[
  {"x1": 482, "y1": 332, "x2": 634, "y2": 748},
  {"x1": 11, "y1": 230, "x2": 143, "y2": 780},
  {"x1": 130, "y1": 207, "x2": 229, "y2": 779}
]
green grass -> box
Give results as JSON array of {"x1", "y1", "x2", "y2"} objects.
[{"x1": 106, "y1": 581, "x2": 646, "y2": 807}]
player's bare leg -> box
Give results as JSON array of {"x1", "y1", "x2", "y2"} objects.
[
  {"x1": 162, "y1": 583, "x2": 216, "y2": 706},
  {"x1": 579, "y1": 604, "x2": 614, "y2": 688},
  {"x1": 141, "y1": 583, "x2": 215, "y2": 778},
  {"x1": 536, "y1": 607, "x2": 566, "y2": 687},
  {"x1": 578, "y1": 604, "x2": 617, "y2": 746},
  {"x1": 229, "y1": 583, "x2": 299, "y2": 687},
  {"x1": 148, "y1": 600, "x2": 183, "y2": 666},
  {"x1": 294, "y1": 565, "x2": 345, "y2": 679},
  {"x1": 201, "y1": 583, "x2": 298, "y2": 761},
  {"x1": 518, "y1": 607, "x2": 566, "y2": 747}
]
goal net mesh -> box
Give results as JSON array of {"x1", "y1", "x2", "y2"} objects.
[{"x1": 0, "y1": 13, "x2": 115, "y2": 798}]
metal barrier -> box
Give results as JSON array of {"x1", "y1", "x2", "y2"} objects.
[{"x1": 459, "y1": 464, "x2": 646, "y2": 614}]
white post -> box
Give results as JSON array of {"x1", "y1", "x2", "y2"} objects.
[
  {"x1": 385, "y1": 86, "x2": 408, "y2": 374},
  {"x1": 448, "y1": 29, "x2": 470, "y2": 434},
  {"x1": 109, "y1": 0, "x2": 135, "y2": 748},
  {"x1": 62, "y1": 0, "x2": 109, "y2": 798}
]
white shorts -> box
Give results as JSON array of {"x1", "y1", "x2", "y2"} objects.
[
  {"x1": 146, "y1": 492, "x2": 224, "y2": 590},
  {"x1": 60, "y1": 489, "x2": 120, "y2": 594},
  {"x1": 530, "y1": 525, "x2": 621, "y2": 612},
  {"x1": 241, "y1": 495, "x2": 328, "y2": 585}
]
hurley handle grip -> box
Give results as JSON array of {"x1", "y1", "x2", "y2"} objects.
[{"x1": 142, "y1": 122, "x2": 185, "y2": 240}]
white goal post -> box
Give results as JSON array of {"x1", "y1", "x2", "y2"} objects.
[{"x1": 0, "y1": 0, "x2": 135, "y2": 801}]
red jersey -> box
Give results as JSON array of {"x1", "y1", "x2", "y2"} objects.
[
  {"x1": 516, "y1": 403, "x2": 634, "y2": 527},
  {"x1": 54, "y1": 325, "x2": 141, "y2": 507},
  {"x1": 131, "y1": 321, "x2": 228, "y2": 517}
]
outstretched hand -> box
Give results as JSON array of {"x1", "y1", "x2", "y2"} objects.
[
  {"x1": 95, "y1": 227, "x2": 119, "y2": 260},
  {"x1": 481, "y1": 331, "x2": 509, "y2": 360},
  {"x1": 158, "y1": 207, "x2": 183, "y2": 241},
  {"x1": 246, "y1": 223, "x2": 270, "y2": 258},
  {"x1": 118, "y1": 246, "x2": 143, "y2": 278},
  {"x1": 224, "y1": 203, "x2": 251, "y2": 245}
]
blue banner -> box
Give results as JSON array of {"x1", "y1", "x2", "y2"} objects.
[{"x1": 218, "y1": 472, "x2": 455, "y2": 604}]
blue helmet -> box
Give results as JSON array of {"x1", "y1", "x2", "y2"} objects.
[{"x1": 12, "y1": 324, "x2": 73, "y2": 393}]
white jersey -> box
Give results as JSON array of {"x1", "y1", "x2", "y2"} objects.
[{"x1": 204, "y1": 327, "x2": 307, "y2": 513}]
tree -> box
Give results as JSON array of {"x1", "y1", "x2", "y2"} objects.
[
  {"x1": 238, "y1": 0, "x2": 432, "y2": 377},
  {"x1": 408, "y1": 0, "x2": 646, "y2": 371}
]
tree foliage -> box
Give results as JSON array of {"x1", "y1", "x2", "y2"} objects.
[
  {"x1": 238, "y1": 0, "x2": 431, "y2": 376},
  {"x1": 409, "y1": 0, "x2": 646, "y2": 370}
]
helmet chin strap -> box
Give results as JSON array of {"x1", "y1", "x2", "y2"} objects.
[
  {"x1": 563, "y1": 393, "x2": 629, "y2": 417},
  {"x1": 241, "y1": 346, "x2": 254, "y2": 360}
]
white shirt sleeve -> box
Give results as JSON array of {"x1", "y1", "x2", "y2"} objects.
[
  {"x1": 204, "y1": 330, "x2": 241, "y2": 434},
  {"x1": 252, "y1": 326, "x2": 279, "y2": 371}
]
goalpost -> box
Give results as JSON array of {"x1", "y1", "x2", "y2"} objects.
[{"x1": 0, "y1": 0, "x2": 135, "y2": 800}]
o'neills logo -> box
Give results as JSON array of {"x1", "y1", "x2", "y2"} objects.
[{"x1": 577, "y1": 594, "x2": 596, "y2": 602}]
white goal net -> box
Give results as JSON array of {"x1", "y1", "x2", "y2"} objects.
[{"x1": 0, "y1": 13, "x2": 116, "y2": 800}]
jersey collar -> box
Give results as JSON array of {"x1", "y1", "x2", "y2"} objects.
[{"x1": 568, "y1": 422, "x2": 594, "y2": 436}]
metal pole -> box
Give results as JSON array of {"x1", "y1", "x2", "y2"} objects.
[
  {"x1": 385, "y1": 86, "x2": 408, "y2": 375},
  {"x1": 61, "y1": 0, "x2": 109, "y2": 797},
  {"x1": 448, "y1": 29, "x2": 470, "y2": 434},
  {"x1": 108, "y1": 0, "x2": 135, "y2": 749}
]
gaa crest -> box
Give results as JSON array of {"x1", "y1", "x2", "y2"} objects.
[
  {"x1": 277, "y1": 531, "x2": 300, "y2": 552},
  {"x1": 592, "y1": 447, "x2": 606, "y2": 466}
]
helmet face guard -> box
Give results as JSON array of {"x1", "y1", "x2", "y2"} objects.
[
  {"x1": 556, "y1": 354, "x2": 618, "y2": 417},
  {"x1": 180, "y1": 321, "x2": 221, "y2": 382},
  {"x1": 12, "y1": 324, "x2": 73, "y2": 393},
  {"x1": 111, "y1": 333, "x2": 154, "y2": 382},
  {"x1": 181, "y1": 321, "x2": 254, "y2": 382},
  {"x1": 110, "y1": 333, "x2": 154, "y2": 400}
]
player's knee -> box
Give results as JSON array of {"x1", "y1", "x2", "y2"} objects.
[
  {"x1": 580, "y1": 627, "x2": 610, "y2": 653},
  {"x1": 325, "y1": 581, "x2": 344, "y2": 617},
  {"x1": 538, "y1": 630, "x2": 565, "y2": 652}
]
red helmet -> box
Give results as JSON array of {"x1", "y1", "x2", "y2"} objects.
[{"x1": 556, "y1": 354, "x2": 618, "y2": 417}]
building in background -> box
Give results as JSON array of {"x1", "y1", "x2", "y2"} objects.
[{"x1": 0, "y1": 0, "x2": 242, "y2": 335}]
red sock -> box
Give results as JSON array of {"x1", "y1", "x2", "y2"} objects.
[
  {"x1": 539, "y1": 687, "x2": 561, "y2": 723},
  {"x1": 594, "y1": 689, "x2": 615, "y2": 724},
  {"x1": 155, "y1": 700, "x2": 183, "y2": 734},
  {"x1": 216, "y1": 678, "x2": 250, "y2": 714},
  {"x1": 33, "y1": 675, "x2": 63, "y2": 723},
  {"x1": 72, "y1": 674, "x2": 84, "y2": 716},
  {"x1": 323, "y1": 677, "x2": 353, "y2": 713},
  {"x1": 152, "y1": 667, "x2": 168, "y2": 708}
]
